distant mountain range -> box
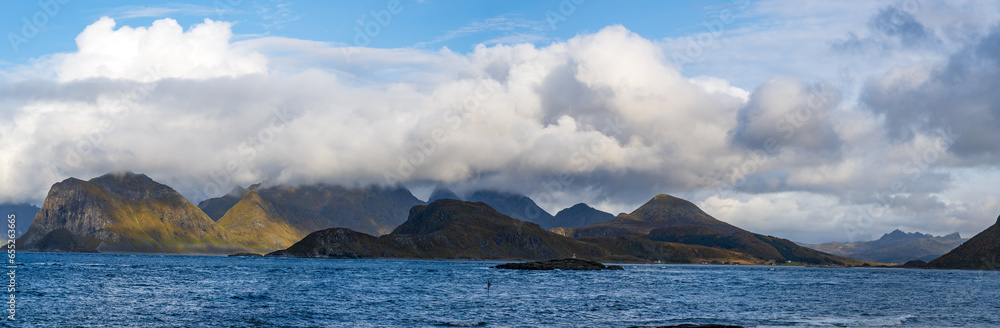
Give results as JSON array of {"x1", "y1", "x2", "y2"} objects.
[
  {"x1": 268, "y1": 198, "x2": 820, "y2": 264},
  {"x1": 799, "y1": 230, "x2": 967, "y2": 264},
  {"x1": 422, "y1": 187, "x2": 615, "y2": 229},
  {"x1": 0, "y1": 203, "x2": 39, "y2": 238},
  {"x1": 29, "y1": 171, "x2": 1000, "y2": 269},
  {"x1": 551, "y1": 195, "x2": 858, "y2": 265}
]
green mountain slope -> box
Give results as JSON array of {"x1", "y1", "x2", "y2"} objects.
[
  {"x1": 16, "y1": 172, "x2": 266, "y2": 253},
  {"x1": 197, "y1": 185, "x2": 251, "y2": 221}
]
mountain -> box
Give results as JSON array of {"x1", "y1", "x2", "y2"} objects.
[
  {"x1": 267, "y1": 199, "x2": 762, "y2": 264},
  {"x1": 427, "y1": 186, "x2": 460, "y2": 202},
  {"x1": 560, "y1": 194, "x2": 742, "y2": 238},
  {"x1": 800, "y1": 230, "x2": 966, "y2": 263},
  {"x1": 925, "y1": 215, "x2": 1000, "y2": 270},
  {"x1": 551, "y1": 203, "x2": 615, "y2": 228},
  {"x1": 267, "y1": 199, "x2": 604, "y2": 260},
  {"x1": 555, "y1": 194, "x2": 862, "y2": 265},
  {"x1": 215, "y1": 183, "x2": 424, "y2": 251},
  {"x1": 467, "y1": 190, "x2": 558, "y2": 229},
  {"x1": 16, "y1": 172, "x2": 265, "y2": 253},
  {"x1": 197, "y1": 185, "x2": 252, "y2": 221},
  {"x1": 1, "y1": 203, "x2": 40, "y2": 238},
  {"x1": 214, "y1": 190, "x2": 309, "y2": 251}
]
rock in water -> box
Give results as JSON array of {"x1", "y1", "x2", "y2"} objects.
[
  {"x1": 629, "y1": 325, "x2": 743, "y2": 328},
  {"x1": 228, "y1": 252, "x2": 263, "y2": 257},
  {"x1": 493, "y1": 258, "x2": 624, "y2": 270}
]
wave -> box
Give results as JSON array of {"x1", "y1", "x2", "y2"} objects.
[{"x1": 762, "y1": 315, "x2": 914, "y2": 327}]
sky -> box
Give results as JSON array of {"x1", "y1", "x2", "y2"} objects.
[{"x1": 2, "y1": 0, "x2": 1000, "y2": 243}]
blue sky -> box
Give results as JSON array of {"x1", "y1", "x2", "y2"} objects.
[
  {"x1": 1, "y1": 0, "x2": 742, "y2": 63},
  {"x1": 3, "y1": 0, "x2": 1000, "y2": 243}
]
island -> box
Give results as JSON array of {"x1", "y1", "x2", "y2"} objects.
[{"x1": 493, "y1": 258, "x2": 624, "y2": 271}]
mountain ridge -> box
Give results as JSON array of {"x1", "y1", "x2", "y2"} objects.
[
  {"x1": 555, "y1": 194, "x2": 860, "y2": 265},
  {"x1": 801, "y1": 229, "x2": 966, "y2": 263}
]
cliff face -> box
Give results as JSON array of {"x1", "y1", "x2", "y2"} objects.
[{"x1": 17, "y1": 172, "x2": 260, "y2": 253}]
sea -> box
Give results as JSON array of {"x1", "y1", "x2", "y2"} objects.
[{"x1": 7, "y1": 252, "x2": 1000, "y2": 327}]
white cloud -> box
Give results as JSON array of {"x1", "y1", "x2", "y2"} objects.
[
  {"x1": 4, "y1": 2, "x2": 1000, "y2": 244},
  {"x1": 108, "y1": 4, "x2": 223, "y2": 19},
  {"x1": 54, "y1": 17, "x2": 267, "y2": 82}
]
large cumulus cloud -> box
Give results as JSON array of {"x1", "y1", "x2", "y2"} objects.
[
  {"x1": 4, "y1": 3, "x2": 1000, "y2": 243},
  {"x1": 0, "y1": 20, "x2": 750, "y2": 210}
]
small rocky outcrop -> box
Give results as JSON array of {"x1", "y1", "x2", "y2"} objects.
[
  {"x1": 493, "y1": 258, "x2": 624, "y2": 271},
  {"x1": 228, "y1": 252, "x2": 263, "y2": 257},
  {"x1": 629, "y1": 325, "x2": 743, "y2": 328}
]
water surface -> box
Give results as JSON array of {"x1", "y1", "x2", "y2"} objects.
[{"x1": 10, "y1": 252, "x2": 1000, "y2": 327}]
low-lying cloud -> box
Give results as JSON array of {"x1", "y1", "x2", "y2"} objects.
[{"x1": 4, "y1": 4, "x2": 1000, "y2": 243}]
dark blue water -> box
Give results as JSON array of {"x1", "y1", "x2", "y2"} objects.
[{"x1": 8, "y1": 252, "x2": 1000, "y2": 327}]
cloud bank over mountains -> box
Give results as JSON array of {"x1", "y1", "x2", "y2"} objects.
[{"x1": 3, "y1": 1, "x2": 1000, "y2": 243}]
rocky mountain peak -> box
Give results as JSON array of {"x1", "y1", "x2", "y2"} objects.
[{"x1": 89, "y1": 172, "x2": 174, "y2": 200}]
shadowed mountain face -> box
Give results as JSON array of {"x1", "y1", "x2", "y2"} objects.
[
  {"x1": 267, "y1": 199, "x2": 763, "y2": 264},
  {"x1": 926, "y1": 215, "x2": 1000, "y2": 270},
  {"x1": 427, "y1": 186, "x2": 460, "y2": 202},
  {"x1": 467, "y1": 190, "x2": 558, "y2": 229},
  {"x1": 268, "y1": 199, "x2": 605, "y2": 260},
  {"x1": 552, "y1": 203, "x2": 615, "y2": 229},
  {"x1": 16, "y1": 172, "x2": 261, "y2": 253},
  {"x1": 801, "y1": 230, "x2": 966, "y2": 264},
  {"x1": 213, "y1": 183, "x2": 425, "y2": 251},
  {"x1": 556, "y1": 194, "x2": 860, "y2": 265},
  {"x1": 1, "y1": 203, "x2": 40, "y2": 238},
  {"x1": 197, "y1": 185, "x2": 252, "y2": 221},
  {"x1": 219, "y1": 184, "x2": 424, "y2": 237},
  {"x1": 564, "y1": 195, "x2": 742, "y2": 238}
]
